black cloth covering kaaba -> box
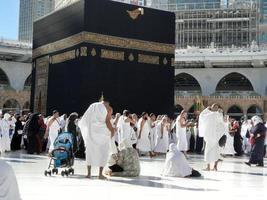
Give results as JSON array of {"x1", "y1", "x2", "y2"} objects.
[{"x1": 32, "y1": 0, "x2": 175, "y2": 116}]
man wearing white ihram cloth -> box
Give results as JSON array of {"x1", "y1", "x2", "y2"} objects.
[
  {"x1": 0, "y1": 113, "x2": 12, "y2": 153},
  {"x1": 136, "y1": 112, "x2": 152, "y2": 156},
  {"x1": 176, "y1": 110, "x2": 188, "y2": 154},
  {"x1": 199, "y1": 104, "x2": 225, "y2": 171},
  {"x1": 79, "y1": 101, "x2": 115, "y2": 179}
]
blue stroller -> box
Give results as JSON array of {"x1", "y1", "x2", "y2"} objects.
[{"x1": 44, "y1": 132, "x2": 75, "y2": 177}]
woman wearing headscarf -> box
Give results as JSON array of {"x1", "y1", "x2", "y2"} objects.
[
  {"x1": 65, "y1": 112, "x2": 79, "y2": 153},
  {"x1": 11, "y1": 116, "x2": 24, "y2": 151},
  {"x1": 245, "y1": 116, "x2": 266, "y2": 167},
  {"x1": 37, "y1": 114, "x2": 47, "y2": 153},
  {"x1": 0, "y1": 113, "x2": 12, "y2": 153},
  {"x1": 162, "y1": 143, "x2": 201, "y2": 178},
  {"x1": 25, "y1": 113, "x2": 41, "y2": 154},
  {"x1": 232, "y1": 120, "x2": 243, "y2": 156},
  {"x1": 106, "y1": 139, "x2": 140, "y2": 177}
]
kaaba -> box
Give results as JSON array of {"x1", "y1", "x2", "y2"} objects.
[{"x1": 31, "y1": 0, "x2": 175, "y2": 116}]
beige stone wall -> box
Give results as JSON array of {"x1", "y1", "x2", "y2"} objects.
[
  {"x1": 175, "y1": 96, "x2": 267, "y2": 120},
  {"x1": 0, "y1": 89, "x2": 31, "y2": 112}
]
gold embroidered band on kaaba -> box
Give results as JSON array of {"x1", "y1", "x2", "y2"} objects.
[{"x1": 33, "y1": 31, "x2": 175, "y2": 59}]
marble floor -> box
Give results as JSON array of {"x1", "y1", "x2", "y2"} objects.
[{"x1": 1, "y1": 151, "x2": 267, "y2": 200}]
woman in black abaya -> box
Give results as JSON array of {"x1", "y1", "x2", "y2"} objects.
[
  {"x1": 232, "y1": 121, "x2": 243, "y2": 156},
  {"x1": 26, "y1": 113, "x2": 41, "y2": 154},
  {"x1": 11, "y1": 116, "x2": 24, "y2": 151},
  {"x1": 245, "y1": 116, "x2": 266, "y2": 167}
]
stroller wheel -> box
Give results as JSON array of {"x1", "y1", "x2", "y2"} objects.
[
  {"x1": 44, "y1": 171, "x2": 48, "y2": 176},
  {"x1": 68, "y1": 168, "x2": 74, "y2": 175},
  {"x1": 61, "y1": 171, "x2": 65, "y2": 177},
  {"x1": 48, "y1": 170, "x2": 52, "y2": 176},
  {"x1": 52, "y1": 169, "x2": 56, "y2": 174},
  {"x1": 64, "y1": 170, "x2": 69, "y2": 177},
  {"x1": 55, "y1": 169, "x2": 59, "y2": 175}
]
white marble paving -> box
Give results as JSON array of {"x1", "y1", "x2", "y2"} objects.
[{"x1": 1, "y1": 151, "x2": 267, "y2": 200}]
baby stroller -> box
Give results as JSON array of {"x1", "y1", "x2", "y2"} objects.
[{"x1": 44, "y1": 132, "x2": 75, "y2": 177}]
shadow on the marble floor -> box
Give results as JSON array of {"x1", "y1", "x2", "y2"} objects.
[
  {"x1": 108, "y1": 176, "x2": 219, "y2": 191},
  {"x1": 139, "y1": 158, "x2": 165, "y2": 162},
  {"x1": 2, "y1": 152, "x2": 47, "y2": 160},
  {"x1": 20, "y1": 156, "x2": 47, "y2": 160},
  {"x1": 4, "y1": 159, "x2": 36, "y2": 164},
  {"x1": 190, "y1": 177, "x2": 220, "y2": 182},
  {"x1": 68, "y1": 174, "x2": 89, "y2": 179},
  {"x1": 218, "y1": 170, "x2": 267, "y2": 176}
]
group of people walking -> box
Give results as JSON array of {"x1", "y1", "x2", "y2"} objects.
[
  {"x1": 199, "y1": 104, "x2": 267, "y2": 170},
  {"x1": 1, "y1": 101, "x2": 266, "y2": 179},
  {"x1": 79, "y1": 101, "x2": 202, "y2": 179},
  {"x1": 0, "y1": 110, "x2": 81, "y2": 156}
]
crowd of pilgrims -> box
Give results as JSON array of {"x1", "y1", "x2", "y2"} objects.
[{"x1": 0, "y1": 105, "x2": 266, "y2": 178}]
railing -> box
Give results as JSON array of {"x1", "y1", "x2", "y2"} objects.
[
  {"x1": 0, "y1": 38, "x2": 32, "y2": 49},
  {"x1": 175, "y1": 90, "x2": 261, "y2": 98},
  {"x1": 175, "y1": 96, "x2": 264, "y2": 100},
  {"x1": 149, "y1": 2, "x2": 223, "y2": 11},
  {"x1": 112, "y1": 1, "x2": 226, "y2": 10},
  {"x1": 175, "y1": 45, "x2": 267, "y2": 54}
]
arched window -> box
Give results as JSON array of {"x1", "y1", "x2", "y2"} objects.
[
  {"x1": 3, "y1": 99, "x2": 21, "y2": 113},
  {"x1": 247, "y1": 105, "x2": 263, "y2": 117},
  {"x1": 0, "y1": 68, "x2": 10, "y2": 86},
  {"x1": 174, "y1": 104, "x2": 184, "y2": 116},
  {"x1": 24, "y1": 75, "x2": 31, "y2": 87},
  {"x1": 227, "y1": 105, "x2": 243, "y2": 120},
  {"x1": 216, "y1": 73, "x2": 253, "y2": 91},
  {"x1": 175, "y1": 73, "x2": 201, "y2": 91}
]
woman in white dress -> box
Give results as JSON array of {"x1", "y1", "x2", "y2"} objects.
[
  {"x1": 176, "y1": 110, "x2": 188, "y2": 155},
  {"x1": 154, "y1": 117, "x2": 169, "y2": 154},
  {"x1": 136, "y1": 112, "x2": 152, "y2": 155},
  {"x1": 162, "y1": 143, "x2": 201, "y2": 178},
  {"x1": 0, "y1": 113, "x2": 12, "y2": 153},
  {"x1": 222, "y1": 115, "x2": 236, "y2": 156}
]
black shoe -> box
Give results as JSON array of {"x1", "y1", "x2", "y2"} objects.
[
  {"x1": 190, "y1": 169, "x2": 201, "y2": 177},
  {"x1": 244, "y1": 162, "x2": 251, "y2": 167},
  {"x1": 256, "y1": 164, "x2": 264, "y2": 167}
]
